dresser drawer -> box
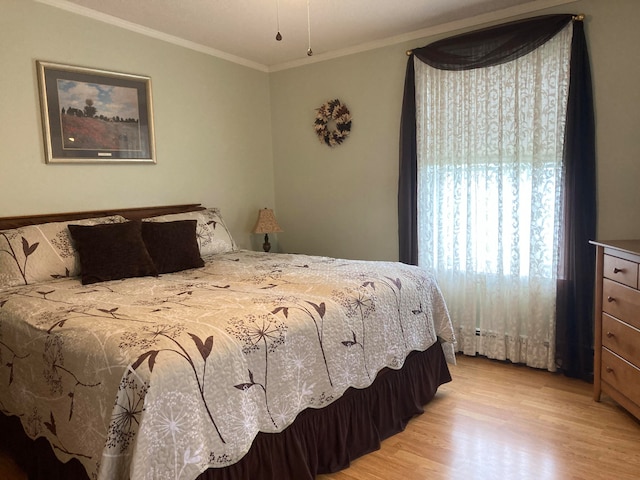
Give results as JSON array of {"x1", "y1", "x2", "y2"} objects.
[
  {"x1": 602, "y1": 314, "x2": 640, "y2": 368},
  {"x1": 601, "y1": 348, "x2": 640, "y2": 404},
  {"x1": 603, "y1": 254, "x2": 638, "y2": 288},
  {"x1": 602, "y1": 278, "x2": 640, "y2": 330}
]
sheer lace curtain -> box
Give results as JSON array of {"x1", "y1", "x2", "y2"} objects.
[{"x1": 415, "y1": 24, "x2": 573, "y2": 370}]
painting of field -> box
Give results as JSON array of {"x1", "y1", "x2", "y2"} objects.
[
  {"x1": 57, "y1": 77, "x2": 143, "y2": 151},
  {"x1": 61, "y1": 114, "x2": 141, "y2": 151},
  {"x1": 38, "y1": 61, "x2": 155, "y2": 162}
]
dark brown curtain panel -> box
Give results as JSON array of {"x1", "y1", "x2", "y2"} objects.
[
  {"x1": 398, "y1": 14, "x2": 596, "y2": 379},
  {"x1": 554, "y1": 20, "x2": 597, "y2": 380},
  {"x1": 398, "y1": 57, "x2": 418, "y2": 266}
]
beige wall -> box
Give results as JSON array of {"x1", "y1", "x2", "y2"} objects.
[
  {"x1": 0, "y1": 0, "x2": 275, "y2": 250},
  {"x1": 270, "y1": 48, "x2": 405, "y2": 260},
  {"x1": 583, "y1": 0, "x2": 640, "y2": 240},
  {"x1": 270, "y1": 0, "x2": 640, "y2": 260},
  {"x1": 2, "y1": 1, "x2": 639, "y2": 258}
]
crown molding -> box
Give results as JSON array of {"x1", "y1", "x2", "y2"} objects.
[
  {"x1": 34, "y1": 0, "x2": 270, "y2": 72},
  {"x1": 268, "y1": 0, "x2": 577, "y2": 72},
  {"x1": 36, "y1": 0, "x2": 577, "y2": 74}
]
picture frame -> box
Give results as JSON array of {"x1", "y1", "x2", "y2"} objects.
[{"x1": 36, "y1": 61, "x2": 156, "y2": 164}]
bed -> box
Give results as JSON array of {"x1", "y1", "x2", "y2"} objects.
[{"x1": 0, "y1": 204, "x2": 455, "y2": 480}]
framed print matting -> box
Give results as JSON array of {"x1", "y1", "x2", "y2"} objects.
[{"x1": 36, "y1": 61, "x2": 156, "y2": 164}]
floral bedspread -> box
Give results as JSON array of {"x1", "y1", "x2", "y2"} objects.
[{"x1": 0, "y1": 251, "x2": 455, "y2": 480}]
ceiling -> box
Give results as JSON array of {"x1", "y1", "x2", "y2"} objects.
[{"x1": 40, "y1": 0, "x2": 575, "y2": 71}]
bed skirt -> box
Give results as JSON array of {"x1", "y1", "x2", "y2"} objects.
[{"x1": 0, "y1": 342, "x2": 451, "y2": 480}]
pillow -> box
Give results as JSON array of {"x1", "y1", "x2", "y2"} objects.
[
  {"x1": 68, "y1": 221, "x2": 157, "y2": 285},
  {"x1": 143, "y1": 208, "x2": 236, "y2": 256},
  {"x1": 0, "y1": 215, "x2": 126, "y2": 289},
  {"x1": 141, "y1": 220, "x2": 204, "y2": 274}
]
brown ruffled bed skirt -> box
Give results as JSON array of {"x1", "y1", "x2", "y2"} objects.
[{"x1": 0, "y1": 342, "x2": 451, "y2": 480}]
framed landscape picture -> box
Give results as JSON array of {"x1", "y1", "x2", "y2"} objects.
[{"x1": 36, "y1": 61, "x2": 156, "y2": 164}]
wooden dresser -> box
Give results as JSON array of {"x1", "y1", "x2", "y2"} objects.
[{"x1": 591, "y1": 240, "x2": 640, "y2": 420}]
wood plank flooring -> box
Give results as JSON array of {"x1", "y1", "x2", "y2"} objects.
[
  {"x1": 1, "y1": 354, "x2": 639, "y2": 480},
  {"x1": 319, "y1": 355, "x2": 640, "y2": 480}
]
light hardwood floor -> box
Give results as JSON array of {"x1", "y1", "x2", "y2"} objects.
[
  {"x1": 319, "y1": 355, "x2": 640, "y2": 480},
  {"x1": 1, "y1": 355, "x2": 639, "y2": 480}
]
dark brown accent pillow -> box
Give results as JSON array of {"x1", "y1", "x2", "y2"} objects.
[
  {"x1": 141, "y1": 220, "x2": 204, "y2": 274},
  {"x1": 68, "y1": 221, "x2": 158, "y2": 285}
]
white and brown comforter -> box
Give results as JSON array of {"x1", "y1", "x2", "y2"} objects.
[{"x1": 0, "y1": 251, "x2": 455, "y2": 480}]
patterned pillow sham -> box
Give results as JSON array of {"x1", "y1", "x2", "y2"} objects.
[
  {"x1": 143, "y1": 208, "x2": 236, "y2": 256},
  {"x1": 0, "y1": 215, "x2": 126, "y2": 289}
]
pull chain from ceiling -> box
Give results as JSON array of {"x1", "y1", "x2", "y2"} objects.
[
  {"x1": 275, "y1": 0, "x2": 282, "y2": 41},
  {"x1": 274, "y1": 0, "x2": 314, "y2": 57},
  {"x1": 307, "y1": 0, "x2": 313, "y2": 56}
]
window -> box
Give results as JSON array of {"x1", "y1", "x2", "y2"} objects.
[{"x1": 414, "y1": 23, "x2": 573, "y2": 370}]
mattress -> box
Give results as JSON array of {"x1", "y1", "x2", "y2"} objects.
[{"x1": 0, "y1": 249, "x2": 455, "y2": 480}]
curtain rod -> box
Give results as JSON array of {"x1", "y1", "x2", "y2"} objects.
[{"x1": 405, "y1": 13, "x2": 585, "y2": 56}]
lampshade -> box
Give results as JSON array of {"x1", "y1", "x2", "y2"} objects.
[{"x1": 252, "y1": 208, "x2": 283, "y2": 234}]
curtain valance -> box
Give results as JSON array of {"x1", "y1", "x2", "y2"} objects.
[{"x1": 411, "y1": 14, "x2": 573, "y2": 70}]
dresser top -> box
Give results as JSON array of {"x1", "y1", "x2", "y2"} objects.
[{"x1": 590, "y1": 239, "x2": 640, "y2": 257}]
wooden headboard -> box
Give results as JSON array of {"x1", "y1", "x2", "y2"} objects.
[{"x1": 0, "y1": 204, "x2": 205, "y2": 230}]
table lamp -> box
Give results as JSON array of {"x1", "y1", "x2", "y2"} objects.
[{"x1": 252, "y1": 208, "x2": 283, "y2": 252}]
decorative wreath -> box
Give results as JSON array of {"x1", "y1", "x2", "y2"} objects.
[{"x1": 314, "y1": 99, "x2": 352, "y2": 147}]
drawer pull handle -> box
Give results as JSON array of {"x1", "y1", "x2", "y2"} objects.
[
  {"x1": 613, "y1": 267, "x2": 624, "y2": 274},
  {"x1": 607, "y1": 296, "x2": 615, "y2": 303},
  {"x1": 606, "y1": 331, "x2": 615, "y2": 338},
  {"x1": 605, "y1": 367, "x2": 614, "y2": 374}
]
